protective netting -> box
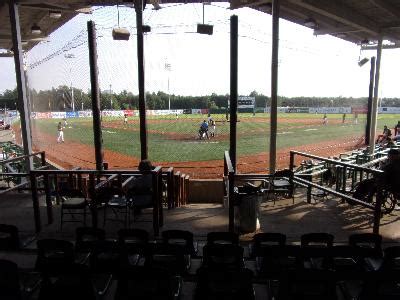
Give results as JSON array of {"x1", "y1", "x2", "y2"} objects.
[{"x1": 23, "y1": 3, "x2": 382, "y2": 178}]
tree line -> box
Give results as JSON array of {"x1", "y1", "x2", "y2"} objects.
[{"x1": 0, "y1": 86, "x2": 399, "y2": 112}]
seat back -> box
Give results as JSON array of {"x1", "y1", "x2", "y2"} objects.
[
  {"x1": 144, "y1": 243, "x2": 189, "y2": 275},
  {"x1": 279, "y1": 269, "x2": 336, "y2": 300},
  {"x1": 195, "y1": 268, "x2": 254, "y2": 300},
  {"x1": 118, "y1": 228, "x2": 149, "y2": 256},
  {"x1": 0, "y1": 259, "x2": 21, "y2": 300},
  {"x1": 207, "y1": 231, "x2": 239, "y2": 245},
  {"x1": 381, "y1": 246, "x2": 400, "y2": 271},
  {"x1": 162, "y1": 230, "x2": 196, "y2": 256},
  {"x1": 75, "y1": 227, "x2": 106, "y2": 253},
  {"x1": 38, "y1": 264, "x2": 95, "y2": 300},
  {"x1": 251, "y1": 232, "x2": 286, "y2": 257},
  {"x1": 90, "y1": 240, "x2": 125, "y2": 274},
  {"x1": 36, "y1": 239, "x2": 75, "y2": 275},
  {"x1": 349, "y1": 233, "x2": 383, "y2": 258},
  {"x1": 202, "y1": 244, "x2": 244, "y2": 270},
  {"x1": 0, "y1": 224, "x2": 19, "y2": 250},
  {"x1": 115, "y1": 266, "x2": 179, "y2": 300},
  {"x1": 301, "y1": 233, "x2": 334, "y2": 248}
]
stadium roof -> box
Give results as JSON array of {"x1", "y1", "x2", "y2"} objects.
[{"x1": 1, "y1": 0, "x2": 400, "y2": 53}]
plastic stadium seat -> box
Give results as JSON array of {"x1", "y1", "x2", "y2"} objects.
[
  {"x1": 162, "y1": 229, "x2": 198, "y2": 257},
  {"x1": 0, "y1": 259, "x2": 22, "y2": 300},
  {"x1": 114, "y1": 266, "x2": 181, "y2": 300},
  {"x1": 0, "y1": 224, "x2": 19, "y2": 250},
  {"x1": 207, "y1": 231, "x2": 239, "y2": 245}
]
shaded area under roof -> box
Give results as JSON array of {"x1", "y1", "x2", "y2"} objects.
[{"x1": 1, "y1": 0, "x2": 400, "y2": 53}]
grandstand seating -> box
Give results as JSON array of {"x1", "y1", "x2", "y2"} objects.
[{"x1": 1, "y1": 224, "x2": 400, "y2": 299}]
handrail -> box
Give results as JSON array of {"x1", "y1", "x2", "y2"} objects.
[
  {"x1": 224, "y1": 151, "x2": 234, "y2": 175},
  {"x1": 224, "y1": 151, "x2": 235, "y2": 232},
  {"x1": 0, "y1": 151, "x2": 45, "y2": 166},
  {"x1": 290, "y1": 150, "x2": 382, "y2": 175},
  {"x1": 30, "y1": 166, "x2": 164, "y2": 235},
  {"x1": 294, "y1": 176, "x2": 375, "y2": 210}
]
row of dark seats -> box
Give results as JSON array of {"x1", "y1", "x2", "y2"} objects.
[{"x1": 1, "y1": 224, "x2": 400, "y2": 299}]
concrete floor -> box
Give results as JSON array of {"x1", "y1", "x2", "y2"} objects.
[{"x1": 2, "y1": 188, "x2": 400, "y2": 244}]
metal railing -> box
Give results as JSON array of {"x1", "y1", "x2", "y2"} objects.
[
  {"x1": 0, "y1": 151, "x2": 48, "y2": 195},
  {"x1": 289, "y1": 150, "x2": 386, "y2": 234},
  {"x1": 30, "y1": 167, "x2": 167, "y2": 235},
  {"x1": 223, "y1": 149, "x2": 388, "y2": 234},
  {"x1": 224, "y1": 151, "x2": 235, "y2": 232}
]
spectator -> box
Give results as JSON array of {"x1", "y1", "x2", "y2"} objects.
[
  {"x1": 379, "y1": 149, "x2": 400, "y2": 194},
  {"x1": 376, "y1": 125, "x2": 392, "y2": 143},
  {"x1": 394, "y1": 121, "x2": 400, "y2": 136},
  {"x1": 127, "y1": 159, "x2": 154, "y2": 215}
]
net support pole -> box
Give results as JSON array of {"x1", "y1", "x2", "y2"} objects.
[
  {"x1": 369, "y1": 37, "x2": 382, "y2": 154},
  {"x1": 230, "y1": 15, "x2": 238, "y2": 172},
  {"x1": 365, "y1": 56, "x2": 376, "y2": 145},
  {"x1": 135, "y1": 0, "x2": 148, "y2": 160},
  {"x1": 269, "y1": 0, "x2": 280, "y2": 174},
  {"x1": 9, "y1": 1, "x2": 33, "y2": 171},
  {"x1": 87, "y1": 21, "x2": 104, "y2": 171}
]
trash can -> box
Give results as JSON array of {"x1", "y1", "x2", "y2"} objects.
[{"x1": 234, "y1": 183, "x2": 261, "y2": 233}]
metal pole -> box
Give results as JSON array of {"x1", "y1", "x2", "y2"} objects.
[
  {"x1": 369, "y1": 38, "x2": 382, "y2": 154},
  {"x1": 230, "y1": 15, "x2": 238, "y2": 172},
  {"x1": 87, "y1": 21, "x2": 104, "y2": 170},
  {"x1": 168, "y1": 77, "x2": 170, "y2": 111},
  {"x1": 365, "y1": 56, "x2": 376, "y2": 145},
  {"x1": 9, "y1": 1, "x2": 33, "y2": 171},
  {"x1": 135, "y1": 0, "x2": 148, "y2": 160},
  {"x1": 110, "y1": 84, "x2": 112, "y2": 109},
  {"x1": 270, "y1": 0, "x2": 280, "y2": 174}
]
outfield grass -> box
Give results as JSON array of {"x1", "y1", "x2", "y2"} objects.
[{"x1": 32, "y1": 113, "x2": 398, "y2": 162}]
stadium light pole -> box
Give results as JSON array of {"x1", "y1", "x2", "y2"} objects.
[
  {"x1": 109, "y1": 83, "x2": 113, "y2": 109},
  {"x1": 65, "y1": 54, "x2": 75, "y2": 111},
  {"x1": 165, "y1": 61, "x2": 171, "y2": 111}
]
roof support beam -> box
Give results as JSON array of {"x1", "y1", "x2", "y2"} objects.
[
  {"x1": 288, "y1": 0, "x2": 379, "y2": 36},
  {"x1": 314, "y1": 26, "x2": 363, "y2": 36},
  {"x1": 369, "y1": 37, "x2": 383, "y2": 154},
  {"x1": 270, "y1": 0, "x2": 280, "y2": 174},
  {"x1": 362, "y1": 43, "x2": 400, "y2": 50},
  {"x1": 369, "y1": 0, "x2": 400, "y2": 19},
  {"x1": 135, "y1": 0, "x2": 148, "y2": 161}
]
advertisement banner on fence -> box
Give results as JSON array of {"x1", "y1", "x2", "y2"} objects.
[
  {"x1": 352, "y1": 106, "x2": 368, "y2": 114},
  {"x1": 35, "y1": 112, "x2": 51, "y2": 119},
  {"x1": 51, "y1": 112, "x2": 66, "y2": 119},
  {"x1": 78, "y1": 110, "x2": 92, "y2": 118},
  {"x1": 287, "y1": 107, "x2": 309, "y2": 113},
  {"x1": 379, "y1": 107, "x2": 400, "y2": 114},
  {"x1": 148, "y1": 110, "x2": 180, "y2": 116},
  {"x1": 123, "y1": 110, "x2": 135, "y2": 117},
  {"x1": 66, "y1": 111, "x2": 79, "y2": 118},
  {"x1": 192, "y1": 109, "x2": 203, "y2": 114},
  {"x1": 309, "y1": 107, "x2": 351, "y2": 114},
  {"x1": 102, "y1": 110, "x2": 124, "y2": 117}
]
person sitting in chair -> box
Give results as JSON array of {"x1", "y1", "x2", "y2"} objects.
[
  {"x1": 376, "y1": 125, "x2": 392, "y2": 144},
  {"x1": 352, "y1": 149, "x2": 400, "y2": 203},
  {"x1": 126, "y1": 159, "x2": 154, "y2": 215}
]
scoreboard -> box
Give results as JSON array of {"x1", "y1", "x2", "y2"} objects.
[{"x1": 238, "y1": 96, "x2": 255, "y2": 109}]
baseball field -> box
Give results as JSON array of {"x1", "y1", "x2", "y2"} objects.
[{"x1": 28, "y1": 113, "x2": 399, "y2": 178}]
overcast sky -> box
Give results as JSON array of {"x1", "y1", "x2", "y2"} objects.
[{"x1": 1, "y1": 2, "x2": 399, "y2": 98}]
